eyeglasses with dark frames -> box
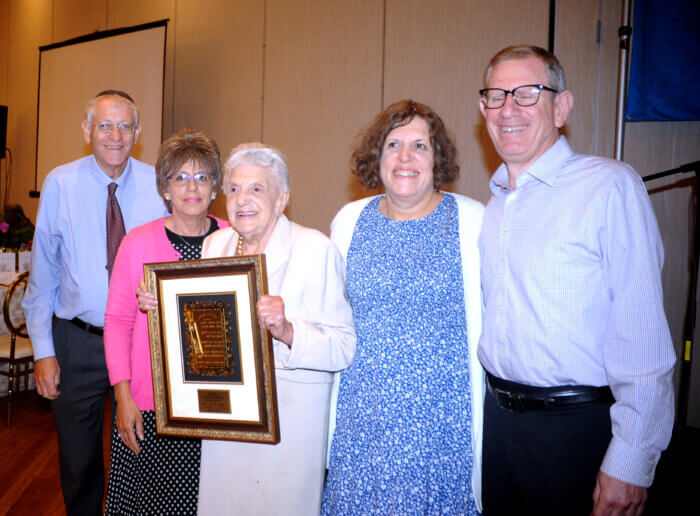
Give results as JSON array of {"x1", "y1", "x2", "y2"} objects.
[{"x1": 479, "y1": 84, "x2": 559, "y2": 109}]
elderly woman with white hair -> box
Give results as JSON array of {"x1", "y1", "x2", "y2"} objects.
[{"x1": 196, "y1": 142, "x2": 356, "y2": 514}]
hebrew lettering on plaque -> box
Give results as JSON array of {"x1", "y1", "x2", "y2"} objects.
[{"x1": 177, "y1": 293, "x2": 243, "y2": 383}]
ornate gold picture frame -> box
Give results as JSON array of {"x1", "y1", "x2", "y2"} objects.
[{"x1": 144, "y1": 255, "x2": 279, "y2": 444}]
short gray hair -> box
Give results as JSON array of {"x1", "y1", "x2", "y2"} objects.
[
  {"x1": 224, "y1": 142, "x2": 290, "y2": 192},
  {"x1": 85, "y1": 90, "x2": 140, "y2": 125},
  {"x1": 484, "y1": 45, "x2": 567, "y2": 93}
]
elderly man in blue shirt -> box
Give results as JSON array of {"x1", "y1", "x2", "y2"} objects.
[
  {"x1": 23, "y1": 90, "x2": 167, "y2": 515},
  {"x1": 477, "y1": 46, "x2": 675, "y2": 515}
]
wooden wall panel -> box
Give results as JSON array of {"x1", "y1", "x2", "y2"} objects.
[
  {"x1": 263, "y1": 0, "x2": 384, "y2": 232},
  {"x1": 108, "y1": 0, "x2": 176, "y2": 136},
  {"x1": 174, "y1": 0, "x2": 264, "y2": 146},
  {"x1": 52, "y1": 0, "x2": 107, "y2": 42},
  {"x1": 175, "y1": 0, "x2": 265, "y2": 220},
  {"x1": 670, "y1": 122, "x2": 700, "y2": 427},
  {"x1": 5, "y1": 0, "x2": 53, "y2": 220},
  {"x1": 553, "y1": 0, "x2": 621, "y2": 160},
  {"x1": 595, "y1": 0, "x2": 621, "y2": 159},
  {"x1": 0, "y1": 0, "x2": 9, "y2": 103},
  {"x1": 553, "y1": 0, "x2": 599, "y2": 155},
  {"x1": 383, "y1": 0, "x2": 549, "y2": 205},
  {"x1": 553, "y1": 0, "x2": 618, "y2": 160},
  {"x1": 625, "y1": 120, "x2": 700, "y2": 425},
  {"x1": 108, "y1": 0, "x2": 174, "y2": 28}
]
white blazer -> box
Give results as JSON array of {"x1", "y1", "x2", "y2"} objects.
[
  {"x1": 198, "y1": 215, "x2": 356, "y2": 515},
  {"x1": 328, "y1": 193, "x2": 485, "y2": 512},
  {"x1": 201, "y1": 214, "x2": 356, "y2": 382}
]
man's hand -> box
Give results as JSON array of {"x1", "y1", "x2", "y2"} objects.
[
  {"x1": 34, "y1": 356, "x2": 61, "y2": 400},
  {"x1": 592, "y1": 471, "x2": 647, "y2": 516},
  {"x1": 257, "y1": 295, "x2": 294, "y2": 346}
]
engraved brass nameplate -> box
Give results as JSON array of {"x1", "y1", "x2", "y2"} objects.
[{"x1": 198, "y1": 389, "x2": 232, "y2": 414}]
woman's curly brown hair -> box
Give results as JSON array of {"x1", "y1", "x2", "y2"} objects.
[{"x1": 350, "y1": 99, "x2": 459, "y2": 190}]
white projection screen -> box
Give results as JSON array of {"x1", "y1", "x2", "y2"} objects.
[{"x1": 34, "y1": 20, "x2": 167, "y2": 193}]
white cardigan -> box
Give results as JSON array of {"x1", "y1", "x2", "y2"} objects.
[{"x1": 328, "y1": 193, "x2": 485, "y2": 511}]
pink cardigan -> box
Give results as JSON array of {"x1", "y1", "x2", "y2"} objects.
[{"x1": 104, "y1": 216, "x2": 228, "y2": 411}]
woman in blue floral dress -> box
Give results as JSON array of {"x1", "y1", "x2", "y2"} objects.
[{"x1": 323, "y1": 100, "x2": 485, "y2": 514}]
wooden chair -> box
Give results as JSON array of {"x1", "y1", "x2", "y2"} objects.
[{"x1": 0, "y1": 271, "x2": 33, "y2": 427}]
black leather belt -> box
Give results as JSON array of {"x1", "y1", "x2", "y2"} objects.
[
  {"x1": 68, "y1": 317, "x2": 104, "y2": 337},
  {"x1": 486, "y1": 372, "x2": 613, "y2": 412}
]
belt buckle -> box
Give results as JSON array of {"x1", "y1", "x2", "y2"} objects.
[{"x1": 495, "y1": 388, "x2": 524, "y2": 412}]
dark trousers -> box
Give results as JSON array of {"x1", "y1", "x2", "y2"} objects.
[
  {"x1": 51, "y1": 318, "x2": 113, "y2": 516},
  {"x1": 482, "y1": 377, "x2": 612, "y2": 516}
]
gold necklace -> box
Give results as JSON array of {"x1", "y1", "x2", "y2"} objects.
[{"x1": 236, "y1": 236, "x2": 244, "y2": 256}]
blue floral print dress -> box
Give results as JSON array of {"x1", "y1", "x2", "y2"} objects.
[{"x1": 322, "y1": 194, "x2": 477, "y2": 514}]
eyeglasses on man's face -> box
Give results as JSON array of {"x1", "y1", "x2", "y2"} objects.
[
  {"x1": 166, "y1": 172, "x2": 216, "y2": 186},
  {"x1": 479, "y1": 84, "x2": 558, "y2": 109},
  {"x1": 92, "y1": 122, "x2": 136, "y2": 134}
]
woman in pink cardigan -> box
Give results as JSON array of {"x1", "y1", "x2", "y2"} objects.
[{"x1": 103, "y1": 128, "x2": 227, "y2": 515}]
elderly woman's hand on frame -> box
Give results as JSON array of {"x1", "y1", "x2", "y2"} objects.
[{"x1": 256, "y1": 295, "x2": 294, "y2": 346}]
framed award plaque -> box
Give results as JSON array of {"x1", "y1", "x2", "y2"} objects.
[{"x1": 144, "y1": 255, "x2": 280, "y2": 444}]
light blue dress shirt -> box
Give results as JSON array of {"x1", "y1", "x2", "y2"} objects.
[
  {"x1": 478, "y1": 136, "x2": 676, "y2": 487},
  {"x1": 23, "y1": 155, "x2": 168, "y2": 360}
]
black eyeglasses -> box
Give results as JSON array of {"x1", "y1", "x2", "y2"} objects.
[{"x1": 479, "y1": 84, "x2": 558, "y2": 109}]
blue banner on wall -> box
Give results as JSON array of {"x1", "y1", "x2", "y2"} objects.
[{"x1": 626, "y1": 0, "x2": 700, "y2": 121}]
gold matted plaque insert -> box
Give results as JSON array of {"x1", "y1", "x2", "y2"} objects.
[{"x1": 178, "y1": 296, "x2": 243, "y2": 383}]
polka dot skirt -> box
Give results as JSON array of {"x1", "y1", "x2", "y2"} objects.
[{"x1": 105, "y1": 411, "x2": 201, "y2": 515}]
